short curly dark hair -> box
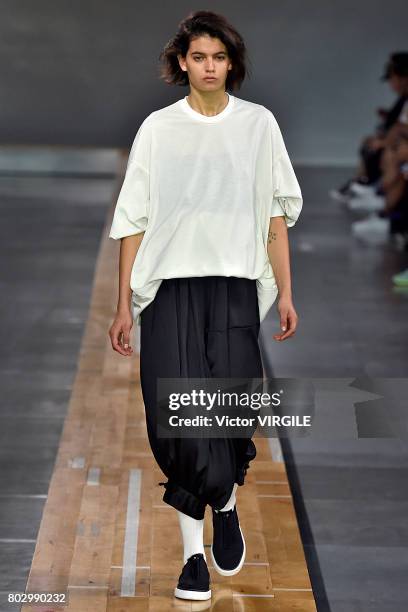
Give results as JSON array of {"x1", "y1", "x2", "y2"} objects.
[{"x1": 158, "y1": 10, "x2": 250, "y2": 91}]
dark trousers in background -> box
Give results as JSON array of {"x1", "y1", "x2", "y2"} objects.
[
  {"x1": 139, "y1": 276, "x2": 264, "y2": 519},
  {"x1": 359, "y1": 140, "x2": 383, "y2": 184}
]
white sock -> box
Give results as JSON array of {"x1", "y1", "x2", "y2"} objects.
[
  {"x1": 177, "y1": 510, "x2": 206, "y2": 564},
  {"x1": 215, "y1": 482, "x2": 238, "y2": 513}
]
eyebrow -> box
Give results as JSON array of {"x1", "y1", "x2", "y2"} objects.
[{"x1": 191, "y1": 51, "x2": 227, "y2": 56}]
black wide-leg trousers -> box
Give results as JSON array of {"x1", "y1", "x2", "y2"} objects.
[{"x1": 139, "y1": 276, "x2": 264, "y2": 519}]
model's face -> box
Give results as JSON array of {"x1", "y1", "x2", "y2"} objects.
[{"x1": 178, "y1": 35, "x2": 232, "y2": 92}]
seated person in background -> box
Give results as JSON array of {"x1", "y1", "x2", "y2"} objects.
[
  {"x1": 379, "y1": 131, "x2": 408, "y2": 234},
  {"x1": 351, "y1": 130, "x2": 408, "y2": 245},
  {"x1": 347, "y1": 93, "x2": 408, "y2": 214},
  {"x1": 383, "y1": 97, "x2": 408, "y2": 149},
  {"x1": 330, "y1": 51, "x2": 408, "y2": 203},
  {"x1": 391, "y1": 139, "x2": 408, "y2": 286}
]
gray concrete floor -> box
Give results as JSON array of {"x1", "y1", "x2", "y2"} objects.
[
  {"x1": 0, "y1": 160, "x2": 407, "y2": 611},
  {"x1": 260, "y1": 166, "x2": 408, "y2": 611},
  {"x1": 0, "y1": 151, "x2": 118, "y2": 611}
]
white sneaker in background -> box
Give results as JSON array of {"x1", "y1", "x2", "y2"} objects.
[
  {"x1": 348, "y1": 181, "x2": 377, "y2": 197},
  {"x1": 351, "y1": 213, "x2": 389, "y2": 245},
  {"x1": 328, "y1": 188, "x2": 352, "y2": 204},
  {"x1": 347, "y1": 193, "x2": 385, "y2": 212}
]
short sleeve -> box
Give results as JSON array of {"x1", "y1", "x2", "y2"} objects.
[
  {"x1": 109, "y1": 119, "x2": 151, "y2": 240},
  {"x1": 269, "y1": 113, "x2": 303, "y2": 227},
  {"x1": 270, "y1": 198, "x2": 286, "y2": 217}
]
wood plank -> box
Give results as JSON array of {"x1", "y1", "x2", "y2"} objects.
[{"x1": 22, "y1": 154, "x2": 316, "y2": 610}]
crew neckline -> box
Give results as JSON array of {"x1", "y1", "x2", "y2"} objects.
[{"x1": 179, "y1": 92, "x2": 235, "y2": 123}]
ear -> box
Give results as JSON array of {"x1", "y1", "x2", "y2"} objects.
[{"x1": 177, "y1": 54, "x2": 187, "y2": 72}]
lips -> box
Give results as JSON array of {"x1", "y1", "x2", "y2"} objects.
[{"x1": 204, "y1": 77, "x2": 216, "y2": 81}]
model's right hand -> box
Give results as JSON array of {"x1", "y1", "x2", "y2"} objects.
[{"x1": 109, "y1": 309, "x2": 133, "y2": 356}]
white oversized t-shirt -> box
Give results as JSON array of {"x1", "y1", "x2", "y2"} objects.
[{"x1": 109, "y1": 93, "x2": 303, "y2": 326}]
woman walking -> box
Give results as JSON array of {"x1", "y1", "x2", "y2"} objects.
[{"x1": 109, "y1": 10, "x2": 303, "y2": 602}]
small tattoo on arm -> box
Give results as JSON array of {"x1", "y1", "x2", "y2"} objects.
[{"x1": 268, "y1": 230, "x2": 277, "y2": 243}]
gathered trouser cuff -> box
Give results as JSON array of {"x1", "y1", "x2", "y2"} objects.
[
  {"x1": 158, "y1": 480, "x2": 207, "y2": 520},
  {"x1": 158, "y1": 439, "x2": 257, "y2": 518}
]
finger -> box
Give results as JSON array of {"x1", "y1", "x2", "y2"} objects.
[
  {"x1": 112, "y1": 337, "x2": 128, "y2": 355},
  {"x1": 278, "y1": 328, "x2": 296, "y2": 341},
  {"x1": 280, "y1": 313, "x2": 288, "y2": 332},
  {"x1": 111, "y1": 329, "x2": 130, "y2": 356},
  {"x1": 275, "y1": 312, "x2": 296, "y2": 338},
  {"x1": 122, "y1": 329, "x2": 132, "y2": 352},
  {"x1": 273, "y1": 333, "x2": 285, "y2": 341},
  {"x1": 279, "y1": 316, "x2": 298, "y2": 340}
]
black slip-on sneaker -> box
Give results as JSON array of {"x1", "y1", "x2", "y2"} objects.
[
  {"x1": 210, "y1": 505, "x2": 246, "y2": 576},
  {"x1": 174, "y1": 553, "x2": 211, "y2": 601}
]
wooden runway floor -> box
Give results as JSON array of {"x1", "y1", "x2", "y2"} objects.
[{"x1": 21, "y1": 163, "x2": 316, "y2": 611}]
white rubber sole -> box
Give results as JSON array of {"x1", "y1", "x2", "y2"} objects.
[
  {"x1": 347, "y1": 197, "x2": 384, "y2": 212},
  {"x1": 210, "y1": 524, "x2": 246, "y2": 576},
  {"x1": 349, "y1": 182, "x2": 376, "y2": 196},
  {"x1": 328, "y1": 189, "x2": 351, "y2": 204},
  {"x1": 174, "y1": 587, "x2": 211, "y2": 600}
]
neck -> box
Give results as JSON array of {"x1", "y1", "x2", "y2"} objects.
[{"x1": 186, "y1": 89, "x2": 229, "y2": 117}]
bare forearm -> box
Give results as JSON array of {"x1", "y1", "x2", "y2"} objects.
[
  {"x1": 267, "y1": 216, "x2": 292, "y2": 298},
  {"x1": 117, "y1": 233, "x2": 144, "y2": 312},
  {"x1": 384, "y1": 123, "x2": 408, "y2": 148},
  {"x1": 381, "y1": 148, "x2": 403, "y2": 192}
]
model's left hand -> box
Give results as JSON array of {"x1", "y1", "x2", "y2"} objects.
[{"x1": 273, "y1": 295, "x2": 298, "y2": 341}]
